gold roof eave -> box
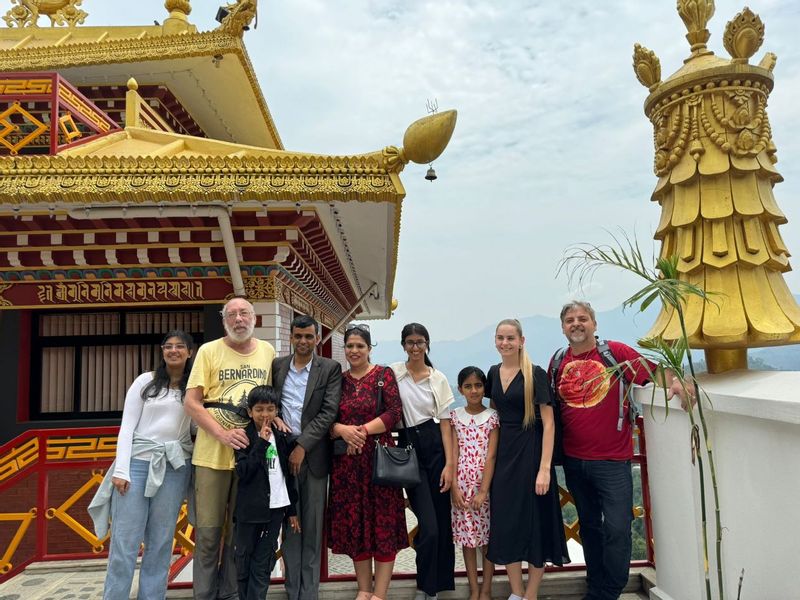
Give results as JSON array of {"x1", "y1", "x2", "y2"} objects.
[
  {"x1": 0, "y1": 126, "x2": 406, "y2": 204},
  {"x1": 0, "y1": 108, "x2": 457, "y2": 205},
  {"x1": 0, "y1": 28, "x2": 282, "y2": 149}
]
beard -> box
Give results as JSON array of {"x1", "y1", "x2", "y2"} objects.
[
  {"x1": 224, "y1": 320, "x2": 255, "y2": 344},
  {"x1": 567, "y1": 329, "x2": 588, "y2": 344}
]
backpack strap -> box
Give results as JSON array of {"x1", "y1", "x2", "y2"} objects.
[
  {"x1": 595, "y1": 339, "x2": 638, "y2": 431},
  {"x1": 548, "y1": 350, "x2": 567, "y2": 466},
  {"x1": 549, "y1": 347, "x2": 567, "y2": 395}
]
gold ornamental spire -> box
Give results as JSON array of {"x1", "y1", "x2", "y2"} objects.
[
  {"x1": 677, "y1": 0, "x2": 715, "y2": 54},
  {"x1": 633, "y1": 1, "x2": 800, "y2": 373},
  {"x1": 163, "y1": 0, "x2": 192, "y2": 34}
]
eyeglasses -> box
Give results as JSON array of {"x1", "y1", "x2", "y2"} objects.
[
  {"x1": 162, "y1": 343, "x2": 188, "y2": 351},
  {"x1": 221, "y1": 310, "x2": 254, "y2": 320},
  {"x1": 403, "y1": 340, "x2": 427, "y2": 348},
  {"x1": 345, "y1": 323, "x2": 370, "y2": 334}
]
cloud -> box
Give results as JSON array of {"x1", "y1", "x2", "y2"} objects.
[{"x1": 88, "y1": 0, "x2": 800, "y2": 343}]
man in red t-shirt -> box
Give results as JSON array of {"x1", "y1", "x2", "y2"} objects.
[{"x1": 551, "y1": 301, "x2": 684, "y2": 600}]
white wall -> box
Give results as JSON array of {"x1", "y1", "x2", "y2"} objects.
[
  {"x1": 253, "y1": 301, "x2": 293, "y2": 356},
  {"x1": 640, "y1": 371, "x2": 800, "y2": 600},
  {"x1": 330, "y1": 330, "x2": 346, "y2": 369}
]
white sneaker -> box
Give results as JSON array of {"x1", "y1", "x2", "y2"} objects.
[{"x1": 508, "y1": 595, "x2": 524, "y2": 600}]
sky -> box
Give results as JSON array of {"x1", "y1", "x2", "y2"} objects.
[{"x1": 85, "y1": 0, "x2": 800, "y2": 343}]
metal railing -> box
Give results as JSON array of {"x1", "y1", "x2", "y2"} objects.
[{"x1": 0, "y1": 421, "x2": 653, "y2": 585}]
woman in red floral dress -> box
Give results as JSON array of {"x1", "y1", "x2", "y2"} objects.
[{"x1": 328, "y1": 325, "x2": 408, "y2": 600}]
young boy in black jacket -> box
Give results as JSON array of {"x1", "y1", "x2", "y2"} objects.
[{"x1": 234, "y1": 385, "x2": 300, "y2": 600}]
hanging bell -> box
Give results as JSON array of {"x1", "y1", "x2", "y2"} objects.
[{"x1": 424, "y1": 166, "x2": 437, "y2": 181}]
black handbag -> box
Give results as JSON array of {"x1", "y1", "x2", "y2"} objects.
[{"x1": 371, "y1": 368, "x2": 421, "y2": 488}]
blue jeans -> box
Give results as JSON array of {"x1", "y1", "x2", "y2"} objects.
[
  {"x1": 103, "y1": 457, "x2": 190, "y2": 600},
  {"x1": 563, "y1": 457, "x2": 633, "y2": 600}
]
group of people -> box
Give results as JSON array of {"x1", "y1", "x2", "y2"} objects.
[{"x1": 89, "y1": 297, "x2": 688, "y2": 600}]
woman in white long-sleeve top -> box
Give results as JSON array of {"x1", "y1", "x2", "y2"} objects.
[
  {"x1": 89, "y1": 329, "x2": 194, "y2": 600},
  {"x1": 391, "y1": 322, "x2": 456, "y2": 600}
]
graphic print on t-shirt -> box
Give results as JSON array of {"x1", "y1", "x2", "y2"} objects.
[
  {"x1": 558, "y1": 359, "x2": 611, "y2": 408},
  {"x1": 206, "y1": 365, "x2": 268, "y2": 429},
  {"x1": 266, "y1": 444, "x2": 278, "y2": 470}
]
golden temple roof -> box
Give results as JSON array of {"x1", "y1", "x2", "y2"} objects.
[{"x1": 0, "y1": 3, "x2": 281, "y2": 149}]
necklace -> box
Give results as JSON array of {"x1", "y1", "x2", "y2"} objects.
[
  {"x1": 348, "y1": 364, "x2": 375, "y2": 383},
  {"x1": 499, "y1": 366, "x2": 519, "y2": 388}
]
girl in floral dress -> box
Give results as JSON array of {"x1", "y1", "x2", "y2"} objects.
[{"x1": 450, "y1": 366, "x2": 499, "y2": 600}]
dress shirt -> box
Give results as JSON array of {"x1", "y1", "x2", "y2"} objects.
[{"x1": 282, "y1": 358, "x2": 312, "y2": 434}]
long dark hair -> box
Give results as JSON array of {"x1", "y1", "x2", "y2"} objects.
[
  {"x1": 141, "y1": 329, "x2": 194, "y2": 402},
  {"x1": 400, "y1": 322, "x2": 433, "y2": 368}
]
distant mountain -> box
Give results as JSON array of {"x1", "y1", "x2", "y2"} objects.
[
  {"x1": 370, "y1": 295, "x2": 800, "y2": 394},
  {"x1": 371, "y1": 303, "x2": 661, "y2": 393},
  {"x1": 751, "y1": 344, "x2": 800, "y2": 370}
]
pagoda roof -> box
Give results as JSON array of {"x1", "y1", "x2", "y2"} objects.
[{"x1": 0, "y1": 24, "x2": 282, "y2": 148}]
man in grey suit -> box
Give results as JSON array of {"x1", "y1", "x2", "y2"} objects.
[{"x1": 272, "y1": 315, "x2": 342, "y2": 600}]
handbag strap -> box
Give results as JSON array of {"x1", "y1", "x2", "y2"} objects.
[{"x1": 373, "y1": 366, "x2": 411, "y2": 435}]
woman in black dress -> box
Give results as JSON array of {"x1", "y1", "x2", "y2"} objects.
[{"x1": 486, "y1": 319, "x2": 569, "y2": 600}]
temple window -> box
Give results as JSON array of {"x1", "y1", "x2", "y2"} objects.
[{"x1": 30, "y1": 309, "x2": 204, "y2": 419}]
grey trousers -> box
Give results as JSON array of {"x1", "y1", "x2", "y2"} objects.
[
  {"x1": 193, "y1": 466, "x2": 238, "y2": 600},
  {"x1": 282, "y1": 465, "x2": 327, "y2": 600}
]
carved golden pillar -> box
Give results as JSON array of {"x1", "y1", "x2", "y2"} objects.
[{"x1": 633, "y1": 1, "x2": 800, "y2": 373}]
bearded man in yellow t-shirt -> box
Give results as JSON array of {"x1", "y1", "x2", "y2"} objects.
[{"x1": 185, "y1": 297, "x2": 276, "y2": 600}]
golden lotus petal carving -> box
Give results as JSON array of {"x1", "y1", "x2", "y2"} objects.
[
  {"x1": 758, "y1": 52, "x2": 777, "y2": 72},
  {"x1": 723, "y1": 7, "x2": 765, "y2": 62},
  {"x1": 633, "y1": 44, "x2": 661, "y2": 89},
  {"x1": 401, "y1": 110, "x2": 457, "y2": 165},
  {"x1": 677, "y1": 0, "x2": 715, "y2": 48}
]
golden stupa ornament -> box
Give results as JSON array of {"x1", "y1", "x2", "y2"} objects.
[
  {"x1": 634, "y1": 0, "x2": 800, "y2": 373},
  {"x1": 3, "y1": 0, "x2": 87, "y2": 28}
]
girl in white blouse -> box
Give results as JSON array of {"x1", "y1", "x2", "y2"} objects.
[
  {"x1": 90, "y1": 330, "x2": 194, "y2": 600},
  {"x1": 391, "y1": 323, "x2": 456, "y2": 600}
]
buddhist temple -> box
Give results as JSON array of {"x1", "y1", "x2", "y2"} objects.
[
  {"x1": 0, "y1": 0, "x2": 455, "y2": 584},
  {"x1": 0, "y1": 0, "x2": 455, "y2": 436}
]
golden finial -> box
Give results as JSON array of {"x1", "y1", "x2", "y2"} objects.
[
  {"x1": 676, "y1": 0, "x2": 716, "y2": 53},
  {"x1": 632, "y1": 44, "x2": 662, "y2": 91},
  {"x1": 401, "y1": 110, "x2": 458, "y2": 165},
  {"x1": 163, "y1": 0, "x2": 192, "y2": 34},
  {"x1": 723, "y1": 7, "x2": 765, "y2": 63},
  {"x1": 636, "y1": 0, "x2": 800, "y2": 371},
  {"x1": 127, "y1": 77, "x2": 139, "y2": 92},
  {"x1": 164, "y1": 0, "x2": 191, "y2": 18}
]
